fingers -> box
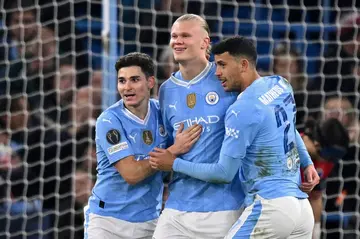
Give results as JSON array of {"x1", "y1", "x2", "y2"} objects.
[
  {"x1": 183, "y1": 124, "x2": 200, "y2": 133},
  {"x1": 300, "y1": 184, "x2": 313, "y2": 192},
  {"x1": 189, "y1": 133, "x2": 201, "y2": 146},
  {"x1": 153, "y1": 147, "x2": 167, "y2": 153},
  {"x1": 149, "y1": 158, "x2": 158, "y2": 169},
  {"x1": 176, "y1": 123, "x2": 184, "y2": 135},
  {"x1": 189, "y1": 125, "x2": 202, "y2": 139}
]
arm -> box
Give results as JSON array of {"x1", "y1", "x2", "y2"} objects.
[
  {"x1": 173, "y1": 153, "x2": 240, "y2": 183},
  {"x1": 96, "y1": 112, "x2": 155, "y2": 185},
  {"x1": 295, "y1": 129, "x2": 313, "y2": 169},
  {"x1": 114, "y1": 155, "x2": 155, "y2": 185},
  {"x1": 150, "y1": 102, "x2": 260, "y2": 183},
  {"x1": 309, "y1": 190, "x2": 322, "y2": 239}
]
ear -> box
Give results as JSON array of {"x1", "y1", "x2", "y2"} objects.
[
  {"x1": 201, "y1": 36, "x2": 210, "y2": 50},
  {"x1": 147, "y1": 76, "x2": 156, "y2": 90},
  {"x1": 240, "y1": 59, "x2": 250, "y2": 72}
]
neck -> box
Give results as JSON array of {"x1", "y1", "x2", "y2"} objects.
[
  {"x1": 179, "y1": 58, "x2": 208, "y2": 81},
  {"x1": 241, "y1": 70, "x2": 261, "y2": 92},
  {"x1": 125, "y1": 100, "x2": 149, "y2": 120}
]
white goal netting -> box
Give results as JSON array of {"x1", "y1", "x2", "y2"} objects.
[{"x1": 0, "y1": 0, "x2": 359, "y2": 238}]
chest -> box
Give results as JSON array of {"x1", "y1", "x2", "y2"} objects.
[
  {"x1": 165, "y1": 86, "x2": 235, "y2": 131},
  {"x1": 123, "y1": 117, "x2": 168, "y2": 159}
]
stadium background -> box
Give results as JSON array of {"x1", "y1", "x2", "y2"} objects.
[{"x1": 0, "y1": 0, "x2": 360, "y2": 238}]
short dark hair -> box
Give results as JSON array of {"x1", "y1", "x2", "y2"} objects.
[
  {"x1": 211, "y1": 36, "x2": 257, "y2": 65},
  {"x1": 115, "y1": 52, "x2": 155, "y2": 78}
]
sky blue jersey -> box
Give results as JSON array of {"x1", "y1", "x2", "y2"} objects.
[
  {"x1": 172, "y1": 76, "x2": 313, "y2": 208},
  {"x1": 222, "y1": 75, "x2": 309, "y2": 206},
  {"x1": 159, "y1": 62, "x2": 244, "y2": 212},
  {"x1": 88, "y1": 99, "x2": 168, "y2": 222}
]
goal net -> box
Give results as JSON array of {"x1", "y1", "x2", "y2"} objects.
[{"x1": 0, "y1": 0, "x2": 359, "y2": 238}]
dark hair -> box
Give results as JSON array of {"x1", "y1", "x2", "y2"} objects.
[
  {"x1": 304, "y1": 118, "x2": 349, "y2": 159},
  {"x1": 211, "y1": 36, "x2": 257, "y2": 65},
  {"x1": 115, "y1": 52, "x2": 155, "y2": 78}
]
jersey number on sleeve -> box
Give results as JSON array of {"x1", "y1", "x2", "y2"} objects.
[{"x1": 274, "y1": 93, "x2": 296, "y2": 154}]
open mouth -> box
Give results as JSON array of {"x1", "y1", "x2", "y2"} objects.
[
  {"x1": 124, "y1": 93, "x2": 136, "y2": 99},
  {"x1": 174, "y1": 47, "x2": 186, "y2": 53}
]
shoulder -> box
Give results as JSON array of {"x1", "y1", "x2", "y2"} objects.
[
  {"x1": 96, "y1": 101, "x2": 123, "y2": 128},
  {"x1": 149, "y1": 98, "x2": 160, "y2": 110},
  {"x1": 226, "y1": 97, "x2": 264, "y2": 125}
]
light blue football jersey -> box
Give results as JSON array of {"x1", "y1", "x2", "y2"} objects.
[
  {"x1": 221, "y1": 75, "x2": 308, "y2": 207},
  {"x1": 88, "y1": 99, "x2": 168, "y2": 222},
  {"x1": 159, "y1": 62, "x2": 244, "y2": 212}
]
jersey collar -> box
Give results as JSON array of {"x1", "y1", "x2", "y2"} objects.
[
  {"x1": 122, "y1": 101, "x2": 151, "y2": 125},
  {"x1": 170, "y1": 62, "x2": 212, "y2": 88}
]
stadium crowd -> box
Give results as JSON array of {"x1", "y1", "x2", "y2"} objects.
[{"x1": 0, "y1": 0, "x2": 359, "y2": 238}]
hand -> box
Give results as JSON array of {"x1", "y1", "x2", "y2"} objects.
[
  {"x1": 149, "y1": 148, "x2": 176, "y2": 171},
  {"x1": 168, "y1": 123, "x2": 202, "y2": 156},
  {"x1": 300, "y1": 164, "x2": 320, "y2": 193}
]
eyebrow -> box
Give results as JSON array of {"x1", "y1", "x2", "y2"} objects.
[{"x1": 118, "y1": 75, "x2": 141, "y2": 79}]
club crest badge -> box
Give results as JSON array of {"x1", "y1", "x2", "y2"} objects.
[
  {"x1": 142, "y1": 130, "x2": 153, "y2": 145},
  {"x1": 159, "y1": 125, "x2": 167, "y2": 137},
  {"x1": 187, "y1": 93, "x2": 196, "y2": 109},
  {"x1": 205, "y1": 91, "x2": 219, "y2": 105},
  {"x1": 106, "y1": 129, "x2": 120, "y2": 145}
]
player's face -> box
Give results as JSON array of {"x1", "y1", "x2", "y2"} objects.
[
  {"x1": 214, "y1": 52, "x2": 244, "y2": 92},
  {"x1": 170, "y1": 20, "x2": 209, "y2": 63},
  {"x1": 117, "y1": 66, "x2": 155, "y2": 108}
]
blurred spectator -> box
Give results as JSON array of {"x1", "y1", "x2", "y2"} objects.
[
  {"x1": 5, "y1": 0, "x2": 40, "y2": 57},
  {"x1": 70, "y1": 85, "x2": 101, "y2": 136},
  {"x1": 73, "y1": 125, "x2": 96, "y2": 239},
  {"x1": 41, "y1": 56, "x2": 76, "y2": 128},
  {"x1": 324, "y1": 96, "x2": 355, "y2": 129},
  {"x1": 73, "y1": 169, "x2": 93, "y2": 239},
  {"x1": 0, "y1": 90, "x2": 75, "y2": 238},
  {"x1": 301, "y1": 117, "x2": 350, "y2": 239},
  {"x1": 156, "y1": 47, "x2": 179, "y2": 97},
  {"x1": 308, "y1": 12, "x2": 360, "y2": 119},
  {"x1": 323, "y1": 96, "x2": 360, "y2": 145},
  {"x1": 159, "y1": 0, "x2": 185, "y2": 13},
  {"x1": 0, "y1": 113, "x2": 46, "y2": 239},
  {"x1": 158, "y1": 46, "x2": 179, "y2": 81},
  {"x1": 273, "y1": 43, "x2": 308, "y2": 129}
]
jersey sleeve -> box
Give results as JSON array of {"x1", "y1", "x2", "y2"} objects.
[
  {"x1": 159, "y1": 83, "x2": 174, "y2": 145},
  {"x1": 220, "y1": 101, "x2": 263, "y2": 159},
  {"x1": 295, "y1": 130, "x2": 313, "y2": 168},
  {"x1": 95, "y1": 111, "x2": 134, "y2": 165}
]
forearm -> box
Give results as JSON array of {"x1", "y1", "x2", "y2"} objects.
[
  {"x1": 116, "y1": 158, "x2": 157, "y2": 185},
  {"x1": 132, "y1": 160, "x2": 157, "y2": 183},
  {"x1": 295, "y1": 130, "x2": 313, "y2": 168},
  {"x1": 172, "y1": 153, "x2": 239, "y2": 183},
  {"x1": 310, "y1": 195, "x2": 322, "y2": 223}
]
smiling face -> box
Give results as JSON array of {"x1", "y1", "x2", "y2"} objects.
[
  {"x1": 214, "y1": 52, "x2": 246, "y2": 92},
  {"x1": 117, "y1": 66, "x2": 155, "y2": 109},
  {"x1": 170, "y1": 19, "x2": 210, "y2": 64}
]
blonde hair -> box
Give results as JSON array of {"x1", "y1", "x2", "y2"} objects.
[{"x1": 174, "y1": 14, "x2": 211, "y2": 57}]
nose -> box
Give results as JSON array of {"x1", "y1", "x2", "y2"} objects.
[
  {"x1": 215, "y1": 67, "x2": 222, "y2": 78},
  {"x1": 174, "y1": 36, "x2": 183, "y2": 45},
  {"x1": 123, "y1": 80, "x2": 132, "y2": 91}
]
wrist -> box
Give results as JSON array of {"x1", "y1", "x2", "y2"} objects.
[{"x1": 167, "y1": 145, "x2": 179, "y2": 157}]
